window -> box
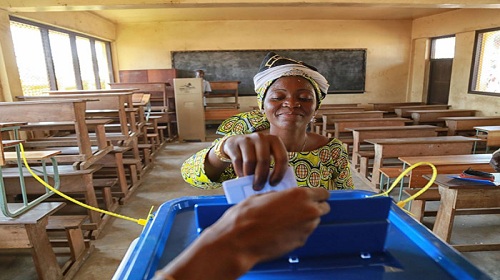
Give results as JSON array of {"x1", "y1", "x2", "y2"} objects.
[
  {"x1": 431, "y1": 36, "x2": 455, "y2": 59},
  {"x1": 9, "y1": 17, "x2": 114, "y2": 95},
  {"x1": 470, "y1": 28, "x2": 500, "y2": 96}
]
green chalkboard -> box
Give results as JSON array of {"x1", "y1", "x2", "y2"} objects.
[{"x1": 172, "y1": 49, "x2": 366, "y2": 96}]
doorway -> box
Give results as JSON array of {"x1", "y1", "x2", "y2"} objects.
[
  {"x1": 426, "y1": 36, "x2": 455, "y2": 105},
  {"x1": 427, "y1": 59, "x2": 453, "y2": 104}
]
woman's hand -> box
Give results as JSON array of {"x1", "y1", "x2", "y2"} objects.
[
  {"x1": 212, "y1": 133, "x2": 290, "y2": 190},
  {"x1": 154, "y1": 187, "x2": 330, "y2": 280}
]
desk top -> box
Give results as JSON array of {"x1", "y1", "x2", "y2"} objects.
[
  {"x1": 110, "y1": 82, "x2": 171, "y2": 86},
  {"x1": 0, "y1": 202, "x2": 65, "y2": 223},
  {"x1": 22, "y1": 119, "x2": 113, "y2": 129},
  {"x1": 46, "y1": 89, "x2": 136, "y2": 94},
  {"x1": 424, "y1": 174, "x2": 500, "y2": 189},
  {"x1": 332, "y1": 117, "x2": 410, "y2": 123},
  {"x1": 474, "y1": 125, "x2": 500, "y2": 132},
  {"x1": 346, "y1": 125, "x2": 436, "y2": 132},
  {"x1": 395, "y1": 104, "x2": 451, "y2": 109},
  {"x1": 322, "y1": 110, "x2": 386, "y2": 115},
  {"x1": 408, "y1": 109, "x2": 477, "y2": 113},
  {"x1": 0, "y1": 122, "x2": 27, "y2": 129},
  {"x1": 439, "y1": 116, "x2": 500, "y2": 121},
  {"x1": 399, "y1": 154, "x2": 492, "y2": 165},
  {"x1": 365, "y1": 136, "x2": 478, "y2": 145}
]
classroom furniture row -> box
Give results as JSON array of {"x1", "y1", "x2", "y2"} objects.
[
  {"x1": 331, "y1": 112, "x2": 500, "y2": 252},
  {"x1": 113, "y1": 68, "x2": 243, "y2": 125},
  {"x1": 0, "y1": 91, "x2": 172, "y2": 279},
  {"x1": 1, "y1": 122, "x2": 92, "y2": 280}
]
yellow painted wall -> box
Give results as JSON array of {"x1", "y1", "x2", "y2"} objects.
[
  {"x1": 15, "y1": 11, "x2": 116, "y2": 41},
  {"x1": 115, "y1": 20, "x2": 413, "y2": 110},
  {"x1": 411, "y1": 9, "x2": 500, "y2": 116},
  {"x1": 2, "y1": 8, "x2": 499, "y2": 116}
]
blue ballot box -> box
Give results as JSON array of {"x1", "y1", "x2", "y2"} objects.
[{"x1": 114, "y1": 190, "x2": 491, "y2": 280}]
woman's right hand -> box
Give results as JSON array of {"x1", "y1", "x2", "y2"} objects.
[{"x1": 210, "y1": 133, "x2": 290, "y2": 190}]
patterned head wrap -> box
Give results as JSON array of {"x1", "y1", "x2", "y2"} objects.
[{"x1": 253, "y1": 52, "x2": 329, "y2": 110}]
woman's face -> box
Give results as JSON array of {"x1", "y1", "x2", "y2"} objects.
[{"x1": 263, "y1": 76, "x2": 317, "y2": 131}]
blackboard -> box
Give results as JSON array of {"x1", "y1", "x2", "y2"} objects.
[{"x1": 172, "y1": 49, "x2": 366, "y2": 96}]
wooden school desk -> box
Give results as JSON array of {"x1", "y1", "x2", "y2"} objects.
[
  {"x1": 426, "y1": 174, "x2": 500, "y2": 252},
  {"x1": 474, "y1": 125, "x2": 500, "y2": 153},
  {"x1": 0, "y1": 202, "x2": 66, "y2": 279},
  {"x1": 326, "y1": 117, "x2": 410, "y2": 139},
  {"x1": 409, "y1": 109, "x2": 477, "y2": 125},
  {"x1": 314, "y1": 107, "x2": 366, "y2": 135},
  {"x1": 369, "y1": 102, "x2": 424, "y2": 113},
  {"x1": 364, "y1": 136, "x2": 478, "y2": 190},
  {"x1": 348, "y1": 125, "x2": 438, "y2": 169},
  {"x1": 398, "y1": 154, "x2": 494, "y2": 220},
  {"x1": 394, "y1": 104, "x2": 452, "y2": 118},
  {"x1": 440, "y1": 116, "x2": 500, "y2": 136}
]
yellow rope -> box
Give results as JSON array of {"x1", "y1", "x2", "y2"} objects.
[
  {"x1": 19, "y1": 143, "x2": 153, "y2": 227},
  {"x1": 369, "y1": 162, "x2": 438, "y2": 213}
]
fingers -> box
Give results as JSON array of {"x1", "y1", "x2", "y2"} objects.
[
  {"x1": 224, "y1": 134, "x2": 290, "y2": 190},
  {"x1": 268, "y1": 141, "x2": 289, "y2": 186},
  {"x1": 307, "y1": 187, "x2": 330, "y2": 202}
]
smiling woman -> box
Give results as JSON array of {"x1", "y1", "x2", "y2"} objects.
[{"x1": 181, "y1": 52, "x2": 354, "y2": 191}]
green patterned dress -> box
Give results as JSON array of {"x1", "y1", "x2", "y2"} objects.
[{"x1": 181, "y1": 110, "x2": 354, "y2": 190}]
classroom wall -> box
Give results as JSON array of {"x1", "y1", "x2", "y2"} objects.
[
  {"x1": 410, "y1": 9, "x2": 500, "y2": 116},
  {"x1": 1, "y1": 9, "x2": 499, "y2": 116},
  {"x1": 114, "y1": 20, "x2": 413, "y2": 111}
]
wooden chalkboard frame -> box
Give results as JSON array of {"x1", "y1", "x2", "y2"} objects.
[{"x1": 172, "y1": 49, "x2": 366, "y2": 96}]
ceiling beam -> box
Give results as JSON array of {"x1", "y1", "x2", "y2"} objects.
[{"x1": 1, "y1": 0, "x2": 499, "y2": 12}]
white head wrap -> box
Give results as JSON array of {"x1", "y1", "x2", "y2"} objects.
[{"x1": 253, "y1": 64, "x2": 329, "y2": 95}]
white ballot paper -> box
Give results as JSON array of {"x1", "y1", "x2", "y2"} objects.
[{"x1": 223, "y1": 166, "x2": 297, "y2": 204}]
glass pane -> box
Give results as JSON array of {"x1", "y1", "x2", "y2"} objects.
[
  {"x1": 95, "y1": 40, "x2": 111, "y2": 89},
  {"x1": 475, "y1": 30, "x2": 500, "y2": 93},
  {"x1": 10, "y1": 21, "x2": 50, "y2": 96},
  {"x1": 49, "y1": 30, "x2": 77, "y2": 91},
  {"x1": 431, "y1": 37, "x2": 455, "y2": 59},
  {"x1": 76, "y1": 36, "x2": 96, "y2": 90}
]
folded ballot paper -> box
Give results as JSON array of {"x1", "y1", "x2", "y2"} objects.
[{"x1": 223, "y1": 166, "x2": 297, "y2": 204}]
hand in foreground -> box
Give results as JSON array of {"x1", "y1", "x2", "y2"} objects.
[
  {"x1": 221, "y1": 133, "x2": 289, "y2": 190},
  {"x1": 154, "y1": 187, "x2": 330, "y2": 280},
  {"x1": 490, "y1": 149, "x2": 500, "y2": 172}
]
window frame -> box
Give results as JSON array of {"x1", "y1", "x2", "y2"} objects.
[
  {"x1": 9, "y1": 16, "x2": 114, "y2": 92},
  {"x1": 430, "y1": 35, "x2": 455, "y2": 60},
  {"x1": 468, "y1": 27, "x2": 500, "y2": 97}
]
